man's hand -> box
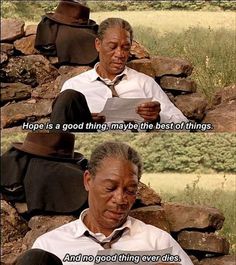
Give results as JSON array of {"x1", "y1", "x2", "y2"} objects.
[
  {"x1": 91, "y1": 113, "x2": 106, "y2": 123},
  {"x1": 136, "y1": 101, "x2": 161, "y2": 122}
]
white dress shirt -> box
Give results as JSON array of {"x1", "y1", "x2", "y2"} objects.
[
  {"x1": 61, "y1": 65, "x2": 188, "y2": 124},
  {"x1": 32, "y1": 209, "x2": 193, "y2": 265}
]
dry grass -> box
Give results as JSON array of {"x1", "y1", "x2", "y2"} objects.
[
  {"x1": 91, "y1": 10, "x2": 235, "y2": 35},
  {"x1": 142, "y1": 173, "x2": 236, "y2": 193}
]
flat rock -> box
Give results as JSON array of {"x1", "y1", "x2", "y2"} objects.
[
  {"x1": 24, "y1": 215, "x2": 76, "y2": 248},
  {"x1": 174, "y1": 93, "x2": 208, "y2": 121},
  {"x1": 212, "y1": 84, "x2": 236, "y2": 107},
  {"x1": 58, "y1": 65, "x2": 92, "y2": 76},
  {"x1": 1, "y1": 19, "x2": 25, "y2": 42},
  {"x1": 57, "y1": 66, "x2": 92, "y2": 90},
  {"x1": 163, "y1": 203, "x2": 224, "y2": 232},
  {"x1": 130, "y1": 40, "x2": 150, "y2": 59},
  {"x1": 1, "y1": 43, "x2": 14, "y2": 55},
  {"x1": 25, "y1": 24, "x2": 37, "y2": 36},
  {"x1": 31, "y1": 80, "x2": 60, "y2": 99},
  {"x1": 1, "y1": 82, "x2": 32, "y2": 105},
  {"x1": 130, "y1": 206, "x2": 170, "y2": 232},
  {"x1": 127, "y1": 59, "x2": 156, "y2": 78},
  {"x1": 1, "y1": 200, "x2": 29, "y2": 245},
  {"x1": 202, "y1": 100, "x2": 236, "y2": 132},
  {"x1": 151, "y1": 56, "x2": 193, "y2": 77},
  {"x1": 14, "y1": 35, "x2": 38, "y2": 55},
  {"x1": 1, "y1": 55, "x2": 59, "y2": 87},
  {"x1": 1, "y1": 52, "x2": 8, "y2": 65},
  {"x1": 137, "y1": 182, "x2": 161, "y2": 206},
  {"x1": 1, "y1": 99, "x2": 53, "y2": 128},
  {"x1": 190, "y1": 255, "x2": 200, "y2": 265},
  {"x1": 200, "y1": 255, "x2": 236, "y2": 265},
  {"x1": 177, "y1": 231, "x2": 230, "y2": 255},
  {"x1": 160, "y1": 76, "x2": 197, "y2": 93}
]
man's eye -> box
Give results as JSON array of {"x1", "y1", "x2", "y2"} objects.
[
  {"x1": 123, "y1": 46, "x2": 131, "y2": 51},
  {"x1": 106, "y1": 187, "x2": 115, "y2": 192},
  {"x1": 108, "y1": 45, "x2": 116, "y2": 50},
  {"x1": 126, "y1": 188, "x2": 137, "y2": 195}
]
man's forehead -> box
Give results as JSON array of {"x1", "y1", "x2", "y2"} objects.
[{"x1": 102, "y1": 26, "x2": 131, "y2": 41}]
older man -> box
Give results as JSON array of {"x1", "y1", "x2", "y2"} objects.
[
  {"x1": 50, "y1": 18, "x2": 188, "y2": 131},
  {"x1": 16, "y1": 141, "x2": 193, "y2": 265}
]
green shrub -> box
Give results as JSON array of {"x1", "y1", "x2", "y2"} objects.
[
  {"x1": 134, "y1": 26, "x2": 236, "y2": 100},
  {"x1": 2, "y1": 133, "x2": 236, "y2": 173}
]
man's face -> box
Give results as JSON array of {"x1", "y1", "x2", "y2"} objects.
[
  {"x1": 95, "y1": 26, "x2": 131, "y2": 80},
  {"x1": 84, "y1": 157, "x2": 138, "y2": 236}
]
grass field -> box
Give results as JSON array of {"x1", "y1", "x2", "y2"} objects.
[
  {"x1": 91, "y1": 11, "x2": 235, "y2": 35},
  {"x1": 142, "y1": 173, "x2": 236, "y2": 193}
]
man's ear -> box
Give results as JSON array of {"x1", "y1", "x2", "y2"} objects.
[
  {"x1": 83, "y1": 170, "x2": 93, "y2": 192},
  {"x1": 95, "y1": 38, "x2": 101, "y2": 52}
]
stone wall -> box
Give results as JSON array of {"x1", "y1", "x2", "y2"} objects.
[
  {"x1": 1, "y1": 19, "x2": 235, "y2": 132},
  {"x1": 1, "y1": 182, "x2": 234, "y2": 265}
]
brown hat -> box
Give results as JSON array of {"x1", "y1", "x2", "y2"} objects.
[
  {"x1": 12, "y1": 132, "x2": 83, "y2": 162},
  {"x1": 45, "y1": 0, "x2": 97, "y2": 29}
]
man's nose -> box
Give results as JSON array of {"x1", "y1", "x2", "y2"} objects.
[
  {"x1": 113, "y1": 189, "x2": 127, "y2": 204},
  {"x1": 114, "y1": 47, "x2": 125, "y2": 58}
]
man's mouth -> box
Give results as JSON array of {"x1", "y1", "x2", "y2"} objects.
[{"x1": 107, "y1": 210, "x2": 127, "y2": 219}]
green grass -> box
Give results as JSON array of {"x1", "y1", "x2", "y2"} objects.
[{"x1": 142, "y1": 173, "x2": 236, "y2": 254}]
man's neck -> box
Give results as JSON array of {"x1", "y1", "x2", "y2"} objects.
[
  {"x1": 83, "y1": 212, "x2": 113, "y2": 237},
  {"x1": 96, "y1": 64, "x2": 124, "y2": 81}
]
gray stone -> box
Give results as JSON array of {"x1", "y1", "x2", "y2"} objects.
[
  {"x1": 1, "y1": 200, "x2": 29, "y2": 245},
  {"x1": 1, "y1": 82, "x2": 32, "y2": 105},
  {"x1": 130, "y1": 206, "x2": 170, "y2": 232},
  {"x1": 177, "y1": 231, "x2": 230, "y2": 255},
  {"x1": 163, "y1": 203, "x2": 224, "y2": 232},
  {"x1": 1, "y1": 99, "x2": 52, "y2": 128},
  {"x1": 200, "y1": 255, "x2": 236, "y2": 265},
  {"x1": 212, "y1": 84, "x2": 236, "y2": 107},
  {"x1": 31, "y1": 81, "x2": 60, "y2": 100},
  {"x1": 0, "y1": 43, "x2": 14, "y2": 55},
  {"x1": 1, "y1": 55, "x2": 59, "y2": 87},
  {"x1": 202, "y1": 99, "x2": 236, "y2": 132},
  {"x1": 1, "y1": 52, "x2": 8, "y2": 65},
  {"x1": 160, "y1": 76, "x2": 197, "y2": 93},
  {"x1": 25, "y1": 24, "x2": 37, "y2": 36},
  {"x1": 137, "y1": 182, "x2": 162, "y2": 206},
  {"x1": 24, "y1": 215, "x2": 76, "y2": 248},
  {"x1": 57, "y1": 66, "x2": 92, "y2": 90},
  {"x1": 174, "y1": 93, "x2": 208, "y2": 121},
  {"x1": 14, "y1": 35, "x2": 38, "y2": 55},
  {"x1": 127, "y1": 59, "x2": 156, "y2": 78},
  {"x1": 151, "y1": 56, "x2": 193, "y2": 77},
  {"x1": 130, "y1": 40, "x2": 150, "y2": 59},
  {"x1": 1, "y1": 19, "x2": 25, "y2": 42}
]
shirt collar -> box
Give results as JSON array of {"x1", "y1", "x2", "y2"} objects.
[
  {"x1": 74, "y1": 208, "x2": 132, "y2": 239},
  {"x1": 90, "y1": 62, "x2": 128, "y2": 83}
]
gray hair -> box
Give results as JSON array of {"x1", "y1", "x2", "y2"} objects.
[
  {"x1": 88, "y1": 141, "x2": 142, "y2": 179},
  {"x1": 97, "y1": 18, "x2": 133, "y2": 42}
]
